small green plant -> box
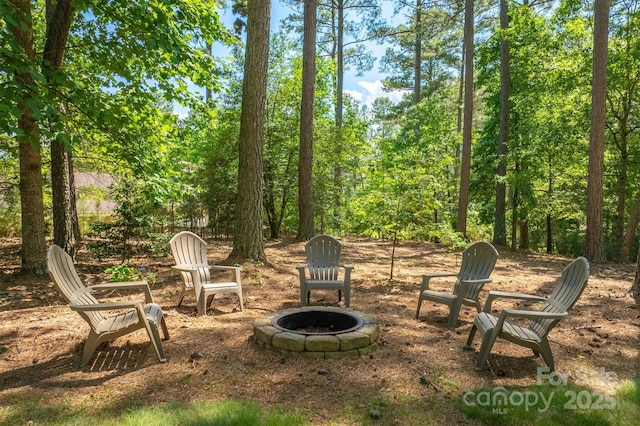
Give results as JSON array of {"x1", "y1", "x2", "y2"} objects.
[{"x1": 104, "y1": 264, "x2": 142, "y2": 282}]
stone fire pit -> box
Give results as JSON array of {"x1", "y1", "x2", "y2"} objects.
[{"x1": 252, "y1": 307, "x2": 379, "y2": 359}]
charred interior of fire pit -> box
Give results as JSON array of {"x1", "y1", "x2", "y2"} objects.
[{"x1": 272, "y1": 310, "x2": 363, "y2": 335}]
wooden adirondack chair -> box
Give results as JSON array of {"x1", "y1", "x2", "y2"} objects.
[
  {"x1": 466, "y1": 257, "x2": 590, "y2": 372},
  {"x1": 416, "y1": 241, "x2": 499, "y2": 329},
  {"x1": 169, "y1": 231, "x2": 243, "y2": 316},
  {"x1": 296, "y1": 235, "x2": 354, "y2": 307},
  {"x1": 47, "y1": 245, "x2": 169, "y2": 367}
]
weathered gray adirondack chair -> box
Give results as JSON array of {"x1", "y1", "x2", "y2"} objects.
[
  {"x1": 297, "y1": 235, "x2": 354, "y2": 307},
  {"x1": 47, "y1": 245, "x2": 169, "y2": 367},
  {"x1": 466, "y1": 256, "x2": 590, "y2": 372},
  {"x1": 169, "y1": 231, "x2": 243, "y2": 316},
  {"x1": 416, "y1": 241, "x2": 498, "y2": 329}
]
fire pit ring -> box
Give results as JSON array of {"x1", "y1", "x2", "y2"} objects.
[
  {"x1": 253, "y1": 307, "x2": 379, "y2": 359},
  {"x1": 272, "y1": 309, "x2": 363, "y2": 335}
]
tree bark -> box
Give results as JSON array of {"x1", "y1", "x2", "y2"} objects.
[
  {"x1": 45, "y1": 0, "x2": 77, "y2": 258},
  {"x1": 633, "y1": 248, "x2": 640, "y2": 304},
  {"x1": 586, "y1": 0, "x2": 609, "y2": 263},
  {"x1": 623, "y1": 202, "x2": 640, "y2": 259},
  {"x1": 413, "y1": 0, "x2": 422, "y2": 104},
  {"x1": 298, "y1": 0, "x2": 316, "y2": 241},
  {"x1": 10, "y1": 0, "x2": 47, "y2": 275},
  {"x1": 231, "y1": 0, "x2": 270, "y2": 262},
  {"x1": 546, "y1": 159, "x2": 553, "y2": 253},
  {"x1": 493, "y1": 0, "x2": 509, "y2": 246},
  {"x1": 456, "y1": 0, "x2": 474, "y2": 237}
]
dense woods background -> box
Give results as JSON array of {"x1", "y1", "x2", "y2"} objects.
[{"x1": 1, "y1": 1, "x2": 639, "y2": 287}]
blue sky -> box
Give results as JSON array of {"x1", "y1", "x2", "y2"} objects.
[
  {"x1": 178, "y1": 1, "x2": 405, "y2": 116},
  {"x1": 267, "y1": 0, "x2": 407, "y2": 107}
]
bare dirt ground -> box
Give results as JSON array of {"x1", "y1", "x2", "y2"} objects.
[{"x1": 1, "y1": 236, "x2": 638, "y2": 424}]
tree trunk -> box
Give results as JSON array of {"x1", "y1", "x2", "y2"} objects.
[
  {"x1": 586, "y1": 0, "x2": 609, "y2": 263},
  {"x1": 519, "y1": 218, "x2": 529, "y2": 249},
  {"x1": 231, "y1": 0, "x2": 270, "y2": 262},
  {"x1": 453, "y1": 41, "x2": 464, "y2": 208},
  {"x1": 333, "y1": 0, "x2": 344, "y2": 229},
  {"x1": 45, "y1": 0, "x2": 77, "y2": 258},
  {"x1": 51, "y1": 138, "x2": 78, "y2": 258},
  {"x1": 493, "y1": 0, "x2": 509, "y2": 246},
  {"x1": 546, "y1": 160, "x2": 553, "y2": 253},
  {"x1": 10, "y1": 0, "x2": 48, "y2": 275},
  {"x1": 623, "y1": 202, "x2": 640, "y2": 259},
  {"x1": 614, "y1": 142, "x2": 627, "y2": 260},
  {"x1": 413, "y1": 0, "x2": 422, "y2": 104},
  {"x1": 298, "y1": 0, "x2": 316, "y2": 241},
  {"x1": 456, "y1": 0, "x2": 474, "y2": 237},
  {"x1": 633, "y1": 248, "x2": 640, "y2": 304}
]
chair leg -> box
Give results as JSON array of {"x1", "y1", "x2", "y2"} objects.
[
  {"x1": 416, "y1": 297, "x2": 423, "y2": 319},
  {"x1": 466, "y1": 325, "x2": 477, "y2": 346},
  {"x1": 81, "y1": 332, "x2": 100, "y2": 367},
  {"x1": 338, "y1": 290, "x2": 342, "y2": 302},
  {"x1": 475, "y1": 329, "x2": 499, "y2": 371},
  {"x1": 143, "y1": 321, "x2": 167, "y2": 363},
  {"x1": 300, "y1": 285, "x2": 307, "y2": 307},
  {"x1": 160, "y1": 316, "x2": 170, "y2": 340},
  {"x1": 237, "y1": 289, "x2": 244, "y2": 312},
  {"x1": 344, "y1": 287, "x2": 350, "y2": 308},
  {"x1": 537, "y1": 339, "x2": 555, "y2": 372},
  {"x1": 197, "y1": 290, "x2": 207, "y2": 316},
  {"x1": 447, "y1": 300, "x2": 463, "y2": 330}
]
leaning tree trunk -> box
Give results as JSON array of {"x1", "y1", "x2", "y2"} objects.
[{"x1": 45, "y1": 0, "x2": 77, "y2": 258}]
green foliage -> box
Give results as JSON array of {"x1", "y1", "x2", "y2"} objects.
[
  {"x1": 104, "y1": 263, "x2": 156, "y2": 285},
  {"x1": 87, "y1": 177, "x2": 170, "y2": 261},
  {"x1": 104, "y1": 264, "x2": 140, "y2": 282}
]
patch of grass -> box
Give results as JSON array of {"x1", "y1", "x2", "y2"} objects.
[
  {"x1": 0, "y1": 395, "x2": 309, "y2": 426},
  {"x1": 338, "y1": 393, "x2": 459, "y2": 425},
  {"x1": 457, "y1": 379, "x2": 640, "y2": 425}
]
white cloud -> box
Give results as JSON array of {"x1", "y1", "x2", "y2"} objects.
[
  {"x1": 343, "y1": 89, "x2": 363, "y2": 102},
  {"x1": 347, "y1": 80, "x2": 408, "y2": 108}
]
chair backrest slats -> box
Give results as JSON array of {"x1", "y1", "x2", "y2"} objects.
[
  {"x1": 530, "y1": 257, "x2": 589, "y2": 337},
  {"x1": 170, "y1": 231, "x2": 212, "y2": 288},
  {"x1": 455, "y1": 242, "x2": 499, "y2": 299},
  {"x1": 306, "y1": 235, "x2": 342, "y2": 281},
  {"x1": 48, "y1": 245, "x2": 104, "y2": 328}
]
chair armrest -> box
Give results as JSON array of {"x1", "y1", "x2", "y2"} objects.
[
  {"x1": 420, "y1": 272, "x2": 457, "y2": 292},
  {"x1": 89, "y1": 281, "x2": 153, "y2": 303},
  {"x1": 172, "y1": 264, "x2": 209, "y2": 271},
  {"x1": 70, "y1": 301, "x2": 141, "y2": 311},
  {"x1": 342, "y1": 264, "x2": 354, "y2": 270},
  {"x1": 500, "y1": 309, "x2": 568, "y2": 321},
  {"x1": 210, "y1": 265, "x2": 241, "y2": 272},
  {"x1": 457, "y1": 278, "x2": 491, "y2": 297},
  {"x1": 459, "y1": 278, "x2": 491, "y2": 285},
  {"x1": 482, "y1": 291, "x2": 546, "y2": 312}
]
